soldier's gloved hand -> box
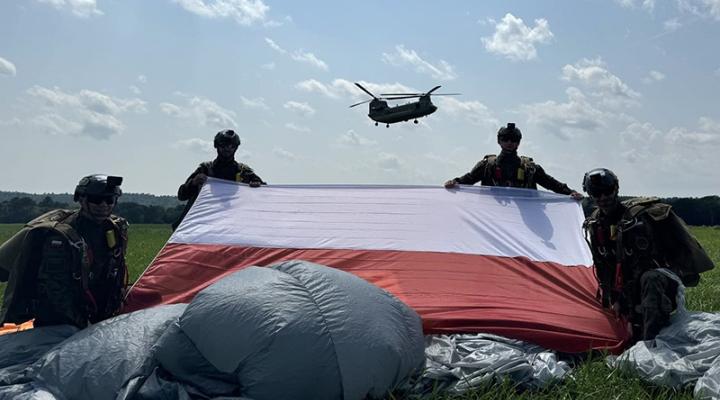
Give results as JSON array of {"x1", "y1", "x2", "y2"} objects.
[
  {"x1": 192, "y1": 173, "x2": 208, "y2": 187},
  {"x1": 444, "y1": 179, "x2": 458, "y2": 189},
  {"x1": 570, "y1": 191, "x2": 584, "y2": 200},
  {"x1": 249, "y1": 181, "x2": 262, "y2": 188}
]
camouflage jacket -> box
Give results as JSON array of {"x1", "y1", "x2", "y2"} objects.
[
  {"x1": 583, "y1": 198, "x2": 714, "y2": 313},
  {"x1": 453, "y1": 153, "x2": 574, "y2": 194},
  {"x1": 0, "y1": 210, "x2": 129, "y2": 328}
]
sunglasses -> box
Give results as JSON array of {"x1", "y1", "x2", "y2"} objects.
[
  {"x1": 589, "y1": 188, "x2": 615, "y2": 198},
  {"x1": 499, "y1": 135, "x2": 520, "y2": 143},
  {"x1": 86, "y1": 195, "x2": 116, "y2": 205}
]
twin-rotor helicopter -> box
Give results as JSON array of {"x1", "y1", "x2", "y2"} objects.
[{"x1": 349, "y1": 83, "x2": 460, "y2": 127}]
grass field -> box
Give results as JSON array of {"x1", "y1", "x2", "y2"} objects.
[{"x1": 0, "y1": 224, "x2": 718, "y2": 399}]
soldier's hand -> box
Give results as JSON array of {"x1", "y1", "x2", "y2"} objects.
[
  {"x1": 570, "y1": 191, "x2": 584, "y2": 200},
  {"x1": 444, "y1": 179, "x2": 458, "y2": 189},
  {"x1": 192, "y1": 173, "x2": 207, "y2": 187},
  {"x1": 611, "y1": 301, "x2": 621, "y2": 316},
  {"x1": 249, "y1": 181, "x2": 262, "y2": 188}
]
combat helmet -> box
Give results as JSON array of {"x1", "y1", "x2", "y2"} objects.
[
  {"x1": 74, "y1": 174, "x2": 123, "y2": 202},
  {"x1": 582, "y1": 168, "x2": 619, "y2": 197},
  {"x1": 497, "y1": 123, "x2": 522, "y2": 141},
  {"x1": 214, "y1": 129, "x2": 241, "y2": 148}
]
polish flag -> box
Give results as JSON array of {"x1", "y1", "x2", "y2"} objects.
[{"x1": 125, "y1": 179, "x2": 628, "y2": 353}]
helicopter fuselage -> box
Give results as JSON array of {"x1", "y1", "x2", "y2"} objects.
[{"x1": 368, "y1": 97, "x2": 437, "y2": 124}]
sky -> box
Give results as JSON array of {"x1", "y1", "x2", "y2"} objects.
[{"x1": 0, "y1": 0, "x2": 719, "y2": 197}]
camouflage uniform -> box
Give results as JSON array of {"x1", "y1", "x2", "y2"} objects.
[
  {"x1": 172, "y1": 159, "x2": 265, "y2": 230},
  {"x1": 584, "y1": 197, "x2": 714, "y2": 341},
  {"x1": 0, "y1": 210, "x2": 129, "y2": 328},
  {"x1": 452, "y1": 153, "x2": 575, "y2": 194}
]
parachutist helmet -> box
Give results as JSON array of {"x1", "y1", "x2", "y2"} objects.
[
  {"x1": 74, "y1": 175, "x2": 123, "y2": 202},
  {"x1": 582, "y1": 168, "x2": 619, "y2": 197},
  {"x1": 497, "y1": 123, "x2": 522, "y2": 141},
  {"x1": 214, "y1": 129, "x2": 241, "y2": 148}
]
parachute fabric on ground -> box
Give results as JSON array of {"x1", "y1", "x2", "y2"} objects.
[
  {"x1": 175, "y1": 260, "x2": 425, "y2": 400},
  {"x1": 417, "y1": 334, "x2": 570, "y2": 394},
  {"x1": 610, "y1": 270, "x2": 720, "y2": 398}
]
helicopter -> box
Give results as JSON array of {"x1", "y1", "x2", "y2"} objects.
[{"x1": 349, "y1": 82, "x2": 460, "y2": 127}]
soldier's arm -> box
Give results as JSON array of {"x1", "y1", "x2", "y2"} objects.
[
  {"x1": 35, "y1": 235, "x2": 85, "y2": 327},
  {"x1": 177, "y1": 166, "x2": 205, "y2": 201},
  {"x1": 454, "y1": 159, "x2": 488, "y2": 185},
  {"x1": 533, "y1": 165, "x2": 575, "y2": 195},
  {"x1": 239, "y1": 164, "x2": 266, "y2": 186}
]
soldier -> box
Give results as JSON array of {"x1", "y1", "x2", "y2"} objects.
[
  {"x1": 444, "y1": 123, "x2": 583, "y2": 199},
  {"x1": 172, "y1": 129, "x2": 265, "y2": 230},
  {"x1": 0, "y1": 175, "x2": 129, "y2": 328},
  {"x1": 582, "y1": 168, "x2": 714, "y2": 341}
]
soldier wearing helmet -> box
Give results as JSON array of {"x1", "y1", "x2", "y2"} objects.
[
  {"x1": 444, "y1": 123, "x2": 583, "y2": 199},
  {"x1": 582, "y1": 168, "x2": 714, "y2": 342},
  {"x1": 172, "y1": 129, "x2": 265, "y2": 230},
  {"x1": 0, "y1": 175, "x2": 129, "y2": 329}
]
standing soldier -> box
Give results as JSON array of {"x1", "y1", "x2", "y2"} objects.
[
  {"x1": 582, "y1": 168, "x2": 715, "y2": 341},
  {"x1": 0, "y1": 175, "x2": 129, "y2": 328},
  {"x1": 172, "y1": 129, "x2": 265, "y2": 230},
  {"x1": 444, "y1": 123, "x2": 583, "y2": 199}
]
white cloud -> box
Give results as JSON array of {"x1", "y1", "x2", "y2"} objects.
[
  {"x1": 240, "y1": 96, "x2": 269, "y2": 110},
  {"x1": 284, "y1": 122, "x2": 310, "y2": 133},
  {"x1": 382, "y1": 45, "x2": 457, "y2": 81},
  {"x1": 668, "y1": 117, "x2": 720, "y2": 145},
  {"x1": 273, "y1": 147, "x2": 297, "y2": 160},
  {"x1": 642, "y1": 69, "x2": 666, "y2": 84},
  {"x1": 264, "y1": 38, "x2": 329, "y2": 71},
  {"x1": 664, "y1": 18, "x2": 682, "y2": 31},
  {"x1": 173, "y1": 0, "x2": 270, "y2": 25},
  {"x1": 26, "y1": 86, "x2": 146, "y2": 139},
  {"x1": 173, "y1": 138, "x2": 214, "y2": 153},
  {"x1": 160, "y1": 94, "x2": 238, "y2": 128},
  {"x1": 283, "y1": 101, "x2": 315, "y2": 117},
  {"x1": 0, "y1": 56, "x2": 17, "y2": 77},
  {"x1": 436, "y1": 97, "x2": 498, "y2": 128},
  {"x1": 0, "y1": 117, "x2": 21, "y2": 126},
  {"x1": 291, "y1": 50, "x2": 329, "y2": 71},
  {"x1": 520, "y1": 87, "x2": 609, "y2": 139},
  {"x1": 295, "y1": 79, "x2": 415, "y2": 102},
  {"x1": 137, "y1": 75, "x2": 147, "y2": 84},
  {"x1": 377, "y1": 152, "x2": 404, "y2": 171},
  {"x1": 261, "y1": 62, "x2": 276, "y2": 70},
  {"x1": 129, "y1": 85, "x2": 141, "y2": 95},
  {"x1": 481, "y1": 13, "x2": 553, "y2": 61},
  {"x1": 264, "y1": 37, "x2": 286, "y2": 54},
  {"x1": 561, "y1": 58, "x2": 641, "y2": 106},
  {"x1": 615, "y1": 0, "x2": 656, "y2": 11},
  {"x1": 677, "y1": 0, "x2": 720, "y2": 20},
  {"x1": 36, "y1": 0, "x2": 103, "y2": 17},
  {"x1": 338, "y1": 130, "x2": 377, "y2": 147}
]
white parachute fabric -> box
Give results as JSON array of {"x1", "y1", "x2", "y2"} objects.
[
  {"x1": 611, "y1": 270, "x2": 720, "y2": 399},
  {"x1": 416, "y1": 334, "x2": 571, "y2": 394}
]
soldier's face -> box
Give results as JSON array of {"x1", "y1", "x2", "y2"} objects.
[
  {"x1": 216, "y1": 143, "x2": 238, "y2": 160},
  {"x1": 592, "y1": 189, "x2": 619, "y2": 213},
  {"x1": 80, "y1": 195, "x2": 116, "y2": 222},
  {"x1": 498, "y1": 137, "x2": 520, "y2": 152}
]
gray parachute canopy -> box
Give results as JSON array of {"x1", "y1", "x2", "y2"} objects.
[{"x1": 0, "y1": 260, "x2": 425, "y2": 400}]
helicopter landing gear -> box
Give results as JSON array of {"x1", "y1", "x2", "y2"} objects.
[
  {"x1": 386, "y1": 124, "x2": 390, "y2": 128},
  {"x1": 414, "y1": 119, "x2": 418, "y2": 124},
  {"x1": 375, "y1": 122, "x2": 378, "y2": 126}
]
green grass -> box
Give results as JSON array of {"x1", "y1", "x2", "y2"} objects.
[{"x1": 0, "y1": 224, "x2": 718, "y2": 399}]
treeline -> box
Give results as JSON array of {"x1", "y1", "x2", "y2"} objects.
[
  {"x1": 1, "y1": 195, "x2": 719, "y2": 226},
  {"x1": 0, "y1": 196, "x2": 184, "y2": 224}
]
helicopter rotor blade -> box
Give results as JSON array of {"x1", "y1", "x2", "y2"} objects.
[
  {"x1": 430, "y1": 93, "x2": 462, "y2": 96},
  {"x1": 426, "y1": 85, "x2": 442, "y2": 95},
  {"x1": 380, "y1": 93, "x2": 424, "y2": 96},
  {"x1": 349, "y1": 99, "x2": 372, "y2": 108},
  {"x1": 381, "y1": 95, "x2": 423, "y2": 100},
  {"x1": 354, "y1": 82, "x2": 377, "y2": 99}
]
